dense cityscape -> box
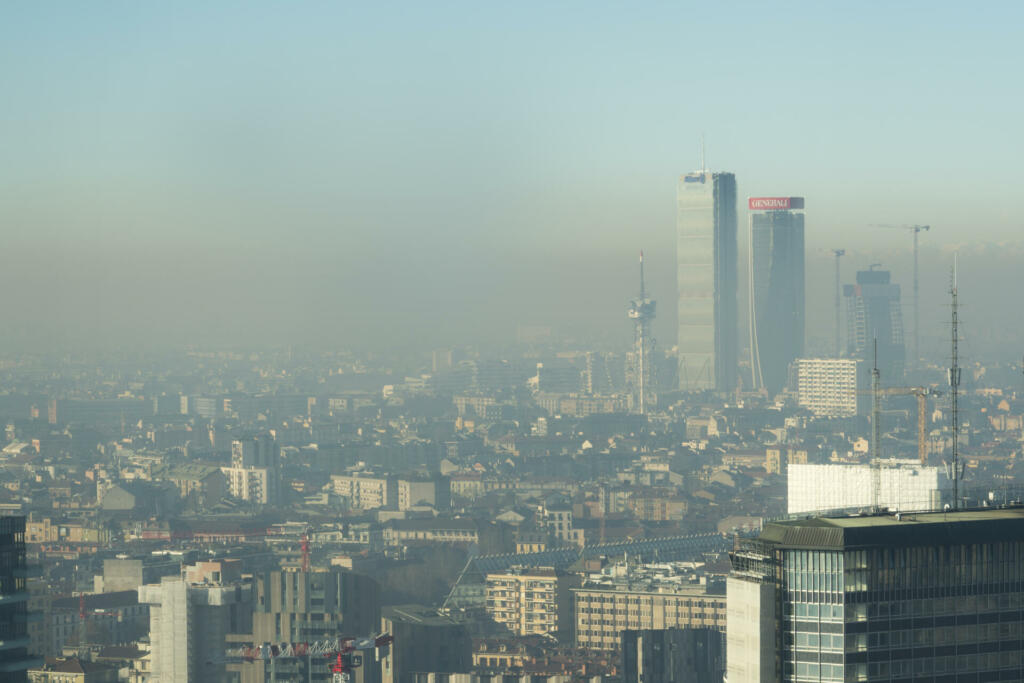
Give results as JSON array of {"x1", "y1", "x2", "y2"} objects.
[
  {"x1": 3, "y1": 165, "x2": 1024, "y2": 682},
  {"x1": 5, "y1": 3, "x2": 1024, "y2": 683}
]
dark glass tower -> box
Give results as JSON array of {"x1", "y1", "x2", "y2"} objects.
[
  {"x1": 844, "y1": 267, "x2": 905, "y2": 382},
  {"x1": 748, "y1": 199, "x2": 805, "y2": 396},
  {"x1": 0, "y1": 516, "x2": 33, "y2": 682},
  {"x1": 677, "y1": 171, "x2": 737, "y2": 392},
  {"x1": 728, "y1": 508, "x2": 1024, "y2": 683}
]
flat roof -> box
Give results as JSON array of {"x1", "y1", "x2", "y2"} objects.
[{"x1": 759, "y1": 507, "x2": 1024, "y2": 550}]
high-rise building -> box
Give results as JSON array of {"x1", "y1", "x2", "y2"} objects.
[
  {"x1": 788, "y1": 460, "x2": 952, "y2": 515},
  {"x1": 138, "y1": 563, "x2": 252, "y2": 683},
  {"x1": 748, "y1": 196, "x2": 805, "y2": 396},
  {"x1": 677, "y1": 170, "x2": 738, "y2": 392},
  {"x1": 728, "y1": 508, "x2": 1024, "y2": 683},
  {"x1": 0, "y1": 516, "x2": 38, "y2": 681},
  {"x1": 844, "y1": 267, "x2": 905, "y2": 382},
  {"x1": 794, "y1": 358, "x2": 863, "y2": 417}
]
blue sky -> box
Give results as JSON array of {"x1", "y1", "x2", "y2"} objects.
[{"x1": 1, "y1": 2, "x2": 1021, "y2": 348}]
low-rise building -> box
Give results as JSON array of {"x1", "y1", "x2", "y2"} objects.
[{"x1": 573, "y1": 562, "x2": 727, "y2": 651}]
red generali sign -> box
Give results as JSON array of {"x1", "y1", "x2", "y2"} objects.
[{"x1": 748, "y1": 197, "x2": 805, "y2": 211}]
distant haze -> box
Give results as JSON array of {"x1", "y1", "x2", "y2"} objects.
[{"x1": 2, "y1": 3, "x2": 1023, "y2": 356}]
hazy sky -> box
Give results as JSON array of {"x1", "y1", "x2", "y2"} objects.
[{"x1": 2, "y1": 2, "x2": 1023, "y2": 351}]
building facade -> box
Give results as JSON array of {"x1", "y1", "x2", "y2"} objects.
[
  {"x1": 795, "y1": 358, "x2": 862, "y2": 417},
  {"x1": 484, "y1": 567, "x2": 578, "y2": 642},
  {"x1": 728, "y1": 508, "x2": 1024, "y2": 683},
  {"x1": 677, "y1": 170, "x2": 738, "y2": 392},
  {"x1": 844, "y1": 268, "x2": 905, "y2": 382},
  {"x1": 138, "y1": 573, "x2": 252, "y2": 683},
  {"x1": 573, "y1": 563, "x2": 727, "y2": 651},
  {"x1": 0, "y1": 516, "x2": 37, "y2": 681},
  {"x1": 748, "y1": 197, "x2": 805, "y2": 397}
]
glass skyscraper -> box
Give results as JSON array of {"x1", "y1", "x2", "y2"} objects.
[
  {"x1": 748, "y1": 199, "x2": 805, "y2": 396},
  {"x1": 728, "y1": 508, "x2": 1024, "y2": 683},
  {"x1": 677, "y1": 171, "x2": 737, "y2": 392}
]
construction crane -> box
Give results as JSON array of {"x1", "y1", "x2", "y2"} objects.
[
  {"x1": 877, "y1": 386, "x2": 940, "y2": 464},
  {"x1": 870, "y1": 223, "x2": 931, "y2": 372},
  {"x1": 832, "y1": 249, "x2": 845, "y2": 357}
]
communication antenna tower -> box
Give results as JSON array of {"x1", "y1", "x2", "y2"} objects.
[
  {"x1": 832, "y1": 249, "x2": 846, "y2": 357},
  {"x1": 948, "y1": 255, "x2": 962, "y2": 508}
]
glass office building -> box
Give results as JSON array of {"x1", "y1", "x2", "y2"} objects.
[
  {"x1": 749, "y1": 202, "x2": 805, "y2": 396},
  {"x1": 677, "y1": 171, "x2": 737, "y2": 392},
  {"x1": 728, "y1": 508, "x2": 1024, "y2": 683}
]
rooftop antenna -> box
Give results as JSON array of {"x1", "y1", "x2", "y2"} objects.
[
  {"x1": 832, "y1": 249, "x2": 846, "y2": 357},
  {"x1": 700, "y1": 134, "x2": 706, "y2": 173},
  {"x1": 639, "y1": 250, "x2": 646, "y2": 300},
  {"x1": 948, "y1": 253, "x2": 962, "y2": 509},
  {"x1": 871, "y1": 338, "x2": 881, "y2": 462}
]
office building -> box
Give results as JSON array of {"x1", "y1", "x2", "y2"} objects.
[
  {"x1": 788, "y1": 460, "x2": 952, "y2": 515},
  {"x1": 621, "y1": 627, "x2": 724, "y2": 683},
  {"x1": 748, "y1": 197, "x2": 805, "y2": 396},
  {"x1": 1, "y1": 516, "x2": 38, "y2": 681},
  {"x1": 677, "y1": 170, "x2": 738, "y2": 392},
  {"x1": 728, "y1": 508, "x2": 1024, "y2": 683},
  {"x1": 573, "y1": 562, "x2": 727, "y2": 651},
  {"x1": 138, "y1": 563, "x2": 252, "y2": 683},
  {"x1": 794, "y1": 358, "x2": 862, "y2": 417},
  {"x1": 484, "y1": 567, "x2": 579, "y2": 641},
  {"x1": 844, "y1": 267, "x2": 905, "y2": 382}
]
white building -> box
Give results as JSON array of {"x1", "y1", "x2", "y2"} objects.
[
  {"x1": 794, "y1": 358, "x2": 861, "y2": 417},
  {"x1": 138, "y1": 573, "x2": 251, "y2": 682},
  {"x1": 220, "y1": 465, "x2": 278, "y2": 505},
  {"x1": 787, "y1": 460, "x2": 952, "y2": 515}
]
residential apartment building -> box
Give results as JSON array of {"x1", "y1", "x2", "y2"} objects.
[
  {"x1": 221, "y1": 465, "x2": 279, "y2": 505},
  {"x1": 137, "y1": 565, "x2": 252, "y2": 683},
  {"x1": 331, "y1": 472, "x2": 396, "y2": 511},
  {"x1": 484, "y1": 567, "x2": 579, "y2": 642},
  {"x1": 794, "y1": 358, "x2": 862, "y2": 417}
]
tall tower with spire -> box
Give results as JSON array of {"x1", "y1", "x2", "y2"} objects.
[{"x1": 628, "y1": 252, "x2": 656, "y2": 414}]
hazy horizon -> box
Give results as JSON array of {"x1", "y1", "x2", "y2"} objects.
[{"x1": 3, "y1": 2, "x2": 1023, "y2": 357}]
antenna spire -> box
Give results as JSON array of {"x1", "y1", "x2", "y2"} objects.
[
  {"x1": 700, "y1": 134, "x2": 706, "y2": 173},
  {"x1": 949, "y1": 253, "x2": 961, "y2": 508},
  {"x1": 639, "y1": 250, "x2": 646, "y2": 300}
]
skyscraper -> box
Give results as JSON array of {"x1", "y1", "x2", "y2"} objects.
[
  {"x1": 748, "y1": 196, "x2": 805, "y2": 396},
  {"x1": 844, "y1": 267, "x2": 905, "y2": 382},
  {"x1": 727, "y1": 508, "x2": 1024, "y2": 683},
  {"x1": 677, "y1": 171, "x2": 738, "y2": 392},
  {"x1": 0, "y1": 517, "x2": 37, "y2": 682}
]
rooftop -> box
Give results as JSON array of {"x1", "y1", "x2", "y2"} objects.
[{"x1": 761, "y1": 506, "x2": 1024, "y2": 550}]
